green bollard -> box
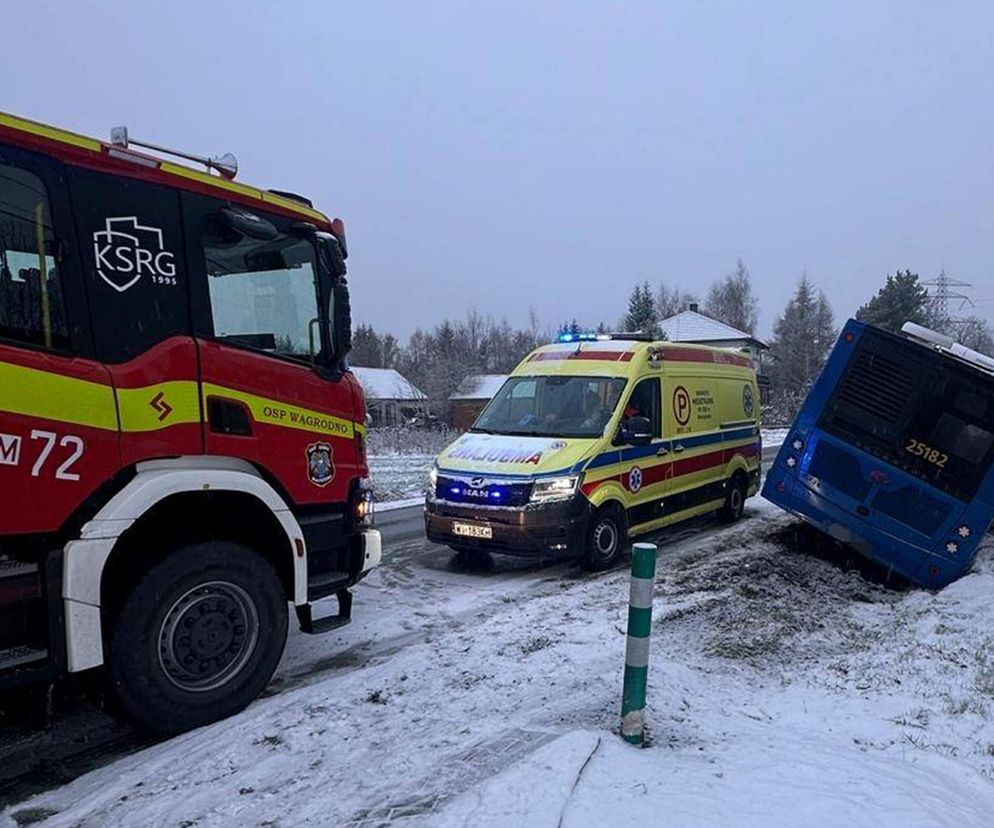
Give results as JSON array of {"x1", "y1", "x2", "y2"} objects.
[{"x1": 620, "y1": 541, "x2": 656, "y2": 746}]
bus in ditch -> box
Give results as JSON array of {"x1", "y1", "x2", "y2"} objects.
[{"x1": 763, "y1": 319, "x2": 994, "y2": 588}]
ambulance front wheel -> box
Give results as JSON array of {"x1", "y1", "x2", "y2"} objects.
[
  {"x1": 720, "y1": 473, "x2": 748, "y2": 522},
  {"x1": 581, "y1": 505, "x2": 626, "y2": 571}
]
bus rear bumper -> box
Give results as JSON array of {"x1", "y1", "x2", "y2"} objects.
[{"x1": 762, "y1": 472, "x2": 967, "y2": 589}]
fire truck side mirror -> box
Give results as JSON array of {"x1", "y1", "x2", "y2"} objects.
[
  {"x1": 321, "y1": 235, "x2": 347, "y2": 278},
  {"x1": 333, "y1": 282, "x2": 353, "y2": 361}
]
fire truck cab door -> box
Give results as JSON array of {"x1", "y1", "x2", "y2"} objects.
[
  {"x1": 182, "y1": 193, "x2": 360, "y2": 506},
  {"x1": 0, "y1": 145, "x2": 121, "y2": 535},
  {"x1": 67, "y1": 167, "x2": 203, "y2": 468}
]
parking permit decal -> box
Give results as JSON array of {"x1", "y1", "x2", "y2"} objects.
[{"x1": 673, "y1": 386, "x2": 691, "y2": 426}]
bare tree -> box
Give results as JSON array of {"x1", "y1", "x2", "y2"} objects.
[
  {"x1": 705, "y1": 259, "x2": 759, "y2": 334},
  {"x1": 656, "y1": 285, "x2": 698, "y2": 320}
]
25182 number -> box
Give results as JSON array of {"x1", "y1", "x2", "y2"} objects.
[{"x1": 905, "y1": 439, "x2": 948, "y2": 468}]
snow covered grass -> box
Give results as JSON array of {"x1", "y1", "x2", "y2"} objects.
[
  {"x1": 368, "y1": 453, "x2": 434, "y2": 502},
  {"x1": 366, "y1": 427, "x2": 454, "y2": 502},
  {"x1": 7, "y1": 504, "x2": 994, "y2": 826}
]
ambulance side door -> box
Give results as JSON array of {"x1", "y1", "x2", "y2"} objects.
[
  {"x1": 0, "y1": 144, "x2": 119, "y2": 535},
  {"x1": 621, "y1": 376, "x2": 669, "y2": 529}
]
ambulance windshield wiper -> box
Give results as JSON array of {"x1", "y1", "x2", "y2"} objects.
[{"x1": 470, "y1": 427, "x2": 497, "y2": 434}]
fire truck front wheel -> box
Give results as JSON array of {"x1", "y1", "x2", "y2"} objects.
[{"x1": 106, "y1": 541, "x2": 289, "y2": 735}]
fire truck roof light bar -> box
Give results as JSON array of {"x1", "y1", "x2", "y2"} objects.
[
  {"x1": 110, "y1": 126, "x2": 239, "y2": 181},
  {"x1": 901, "y1": 321, "x2": 994, "y2": 375}
]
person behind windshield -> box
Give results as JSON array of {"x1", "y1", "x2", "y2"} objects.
[{"x1": 579, "y1": 388, "x2": 612, "y2": 431}]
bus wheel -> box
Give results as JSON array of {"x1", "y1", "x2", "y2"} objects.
[
  {"x1": 581, "y1": 506, "x2": 625, "y2": 571},
  {"x1": 107, "y1": 541, "x2": 288, "y2": 735},
  {"x1": 720, "y1": 474, "x2": 747, "y2": 522}
]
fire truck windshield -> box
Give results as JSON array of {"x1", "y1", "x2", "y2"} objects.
[{"x1": 205, "y1": 232, "x2": 326, "y2": 360}]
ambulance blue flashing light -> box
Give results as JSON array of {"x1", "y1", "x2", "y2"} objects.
[{"x1": 557, "y1": 332, "x2": 611, "y2": 343}]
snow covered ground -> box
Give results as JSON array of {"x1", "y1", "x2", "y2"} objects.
[{"x1": 7, "y1": 500, "x2": 994, "y2": 827}]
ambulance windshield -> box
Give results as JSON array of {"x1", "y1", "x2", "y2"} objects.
[{"x1": 473, "y1": 375, "x2": 628, "y2": 438}]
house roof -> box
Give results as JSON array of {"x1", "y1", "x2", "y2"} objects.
[
  {"x1": 450, "y1": 374, "x2": 508, "y2": 401},
  {"x1": 351, "y1": 367, "x2": 426, "y2": 401},
  {"x1": 659, "y1": 310, "x2": 768, "y2": 349}
]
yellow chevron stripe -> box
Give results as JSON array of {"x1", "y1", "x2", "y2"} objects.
[
  {"x1": 0, "y1": 360, "x2": 118, "y2": 430},
  {"x1": 117, "y1": 381, "x2": 202, "y2": 432}
]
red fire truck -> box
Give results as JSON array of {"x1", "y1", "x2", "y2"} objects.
[{"x1": 0, "y1": 112, "x2": 381, "y2": 733}]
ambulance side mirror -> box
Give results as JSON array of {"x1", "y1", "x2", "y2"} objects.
[{"x1": 623, "y1": 416, "x2": 653, "y2": 446}]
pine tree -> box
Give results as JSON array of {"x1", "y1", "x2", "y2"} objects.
[
  {"x1": 705, "y1": 259, "x2": 758, "y2": 334},
  {"x1": 856, "y1": 270, "x2": 931, "y2": 332},
  {"x1": 623, "y1": 281, "x2": 659, "y2": 336},
  {"x1": 768, "y1": 276, "x2": 837, "y2": 418},
  {"x1": 350, "y1": 323, "x2": 383, "y2": 367}
]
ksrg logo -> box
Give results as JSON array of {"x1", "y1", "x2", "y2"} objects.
[{"x1": 93, "y1": 217, "x2": 178, "y2": 293}]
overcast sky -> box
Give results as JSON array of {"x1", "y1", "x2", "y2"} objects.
[{"x1": 6, "y1": 1, "x2": 993, "y2": 340}]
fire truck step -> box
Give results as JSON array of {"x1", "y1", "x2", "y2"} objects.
[
  {"x1": 0, "y1": 645, "x2": 48, "y2": 672},
  {"x1": 296, "y1": 590, "x2": 353, "y2": 635}
]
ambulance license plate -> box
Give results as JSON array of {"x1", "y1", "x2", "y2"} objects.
[{"x1": 452, "y1": 522, "x2": 493, "y2": 539}]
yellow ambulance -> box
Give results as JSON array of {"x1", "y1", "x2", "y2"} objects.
[{"x1": 424, "y1": 334, "x2": 762, "y2": 569}]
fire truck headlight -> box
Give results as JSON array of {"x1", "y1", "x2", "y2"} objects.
[
  {"x1": 355, "y1": 478, "x2": 374, "y2": 524},
  {"x1": 531, "y1": 475, "x2": 580, "y2": 503}
]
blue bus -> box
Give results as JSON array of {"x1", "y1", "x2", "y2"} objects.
[{"x1": 763, "y1": 319, "x2": 994, "y2": 588}]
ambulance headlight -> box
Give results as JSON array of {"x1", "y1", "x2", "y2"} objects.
[
  {"x1": 530, "y1": 475, "x2": 580, "y2": 503},
  {"x1": 427, "y1": 465, "x2": 438, "y2": 492}
]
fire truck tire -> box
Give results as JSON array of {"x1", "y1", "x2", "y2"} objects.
[
  {"x1": 720, "y1": 473, "x2": 748, "y2": 523},
  {"x1": 106, "y1": 541, "x2": 288, "y2": 735},
  {"x1": 580, "y1": 505, "x2": 625, "y2": 572}
]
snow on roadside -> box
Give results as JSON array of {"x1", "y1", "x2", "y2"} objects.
[
  {"x1": 760, "y1": 426, "x2": 789, "y2": 448},
  {"x1": 7, "y1": 504, "x2": 994, "y2": 827}
]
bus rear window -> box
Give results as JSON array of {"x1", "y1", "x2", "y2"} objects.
[
  {"x1": 820, "y1": 329, "x2": 994, "y2": 501},
  {"x1": 930, "y1": 414, "x2": 994, "y2": 463}
]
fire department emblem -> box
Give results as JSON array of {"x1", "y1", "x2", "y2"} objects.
[
  {"x1": 306, "y1": 442, "x2": 335, "y2": 487},
  {"x1": 92, "y1": 216, "x2": 178, "y2": 293},
  {"x1": 628, "y1": 466, "x2": 643, "y2": 494}
]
